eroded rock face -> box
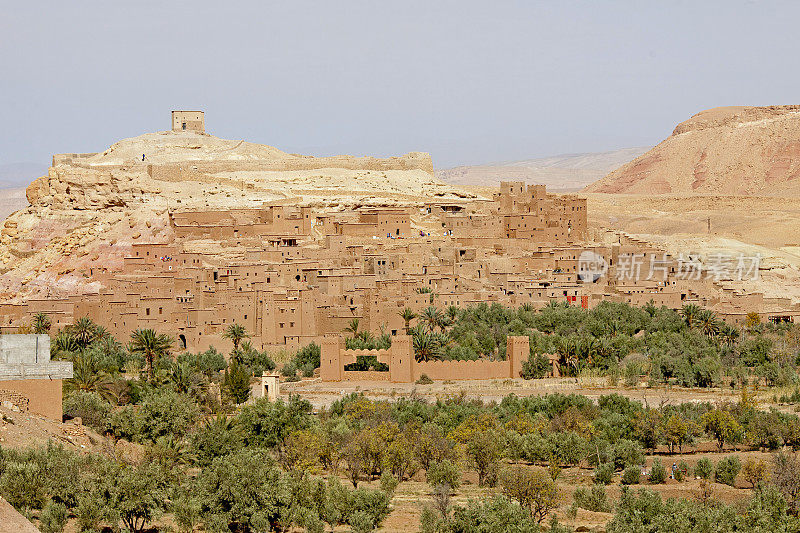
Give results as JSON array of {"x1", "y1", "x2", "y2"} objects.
[
  {"x1": 27, "y1": 166, "x2": 147, "y2": 209},
  {"x1": 0, "y1": 131, "x2": 471, "y2": 302},
  {"x1": 585, "y1": 106, "x2": 800, "y2": 195}
]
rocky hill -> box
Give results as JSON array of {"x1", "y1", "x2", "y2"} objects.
[
  {"x1": 584, "y1": 106, "x2": 800, "y2": 195},
  {"x1": 0, "y1": 131, "x2": 473, "y2": 301},
  {"x1": 437, "y1": 148, "x2": 647, "y2": 190}
]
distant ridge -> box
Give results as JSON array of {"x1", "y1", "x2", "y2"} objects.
[
  {"x1": 585, "y1": 106, "x2": 800, "y2": 195},
  {"x1": 436, "y1": 147, "x2": 648, "y2": 190}
]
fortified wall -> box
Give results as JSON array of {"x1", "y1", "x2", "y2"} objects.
[{"x1": 321, "y1": 335, "x2": 531, "y2": 383}]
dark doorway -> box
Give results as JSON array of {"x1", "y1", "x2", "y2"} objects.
[{"x1": 179, "y1": 334, "x2": 187, "y2": 349}]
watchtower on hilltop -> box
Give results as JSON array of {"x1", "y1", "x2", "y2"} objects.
[{"x1": 171, "y1": 110, "x2": 204, "y2": 133}]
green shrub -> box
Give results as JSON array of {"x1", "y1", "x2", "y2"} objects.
[
  {"x1": 594, "y1": 462, "x2": 614, "y2": 485},
  {"x1": 695, "y1": 457, "x2": 714, "y2": 480},
  {"x1": 39, "y1": 501, "x2": 68, "y2": 533},
  {"x1": 621, "y1": 466, "x2": 640, "y2": 485},
  {"x1": 551, "y1": 431, "x2": 589, "y2": 466},
  {"x1": 415, "y1": 373, "x2": 433, "y2": 385},
  {"x1": 573, "y1": 484, "x2": 610, "y2": 512},
  {"x1": 281, "y1": 361, "x2": 297, "y2": 378},
  {"x1": 649, "y1": 458, "x2": 666, "y2": 484},
  {"x1": 108, "y1": 389, "x2": 200, "y2": 443},
  {"x1": 449, "y1": 495, "x2": 539, "y2": 532},
  {"x1": 0, "y1": 461, "x2": 45, "y2": 509},
  {"x1": 237, "y1": 396, "x2": 314, "y2": 449},
  {"x1": 76, "y1": 495, "x2": 102, "y2": 533},
  {"x1": 350, "y1": 510, "x2": 376, "y2": 533},
  {"x1": 62, "y1": 390, "x2": 111, "y2": 432},
  {"x1": 609, "y1": 439, "x2": 644, "y2": 471},
  {"x1": 379, "y1": 472, "x2": 399, "y2": 496},
  {"x1": 715, "y1": 456, "x2": 741, "y2": 487},
  {"x1": 521, "y1": 353, "x2": 550, "y2": 379},
  {"x1": 427, "y1": 459, "x2": 461, "y2": 490},
  {"x1": 675, "y1": 460, "x2": 690, "y2": 482},
  {"x1": 223, "y1": 358, "x2": 251, "y2": 404},
  {"x1": 348, "y1": 488, "x2": 391, "y2": 530}
]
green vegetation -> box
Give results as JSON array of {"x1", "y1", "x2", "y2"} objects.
[{"x1": 8, "y1": 306, "x2": 800, "y2": 531}]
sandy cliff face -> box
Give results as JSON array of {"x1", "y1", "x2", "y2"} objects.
[
  {"x1": 0, "y1": 131, "x2": 471, "y2": 302},
  {"x1": 584, "y1": 106, "x2": 800, "y2": 195}
]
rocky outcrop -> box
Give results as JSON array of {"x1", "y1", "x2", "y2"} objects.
[
  {"x1": 585, "y1": 106, "x2": 800, "y2": 195},
  {"x1": 0, "y1": 131, "x2": 471, "y2": 302}
]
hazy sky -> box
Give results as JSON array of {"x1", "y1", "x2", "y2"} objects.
[{"x1": 2, "y1": 0, "x2": 799, "y2": 174}]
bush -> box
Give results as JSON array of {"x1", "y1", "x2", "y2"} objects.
[
  {"x1": 521, "y1": 353, "x2": 550, "y2": 379},
  {"x1": 573, "y1": 484, "x2": 610, "y2": 513},
  {"x1": 62, "y1": 390, "x2": 111, "y2": 431},
  {"x1": 39, "y1": 501, "x2": 68, "y2": 533},
  {"x1": 188, "y1": 347, "x2": 227, "y2": 377},
  {"x1": 742, "y1": 456, "x2": 768, "y2": 488},
  {"x1": 427, "y1": 460, "x2": 461, "y2": 490},
  {"x1": 499, "y1": 467, "x2": 559, "y2": 524},
  {"x1": 353, "y1": 487, "x2": 391, "y2": 521},
  {"x1": 449, "y1": 495, "x2": 539, "y2": 531},
  {"x1": 0, "y1": 461, "x2": 46, "y2": 509},
  {"x1": 715, "y1": 456, "x2": 741, "y2": 487},
  {"x1": 621, "y1": 466, "x2": 640, "y2": 485},
  {"x1": 594, "y1": 462, "x2": 614, "y2": 485},
  {"x1": 416, "y1": 373, "x2": 433, "y2": 385},
  {"x1": 108, "y1": 389, "x2": 200, "y2": 443},
  {"x1": 695, "y1": 457, "x2": 714, "y2": 480},
  {"x1": 350, "y1": 510, "x2": 375, "y2": 533},
  {"x1": 237, "y1": 396, "x2": 314, "y2": 449},
  {"x1": 379, "y1": 472, "x2": 399, "y2": 496},
  {"x1": 223, "y1": 358, "x2": 251, "y2": 404},
  {"x1": 609, "y1": 439, "x2": 644, "y2": 471},
  {"x1": 675, "y1": 460, "x2": 690, "y2": 482},
  {"x1": 649, "y1": 458, "x2": 666, "y2": 484}
]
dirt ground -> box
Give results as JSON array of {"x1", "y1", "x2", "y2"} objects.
[
  {"x1": 281, "y1": 376, "x2": 741, "y2": 410},
  {"x1": 0, "y1": 404, "x2": 108, "y2": 453}
]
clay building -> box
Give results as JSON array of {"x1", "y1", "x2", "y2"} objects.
[
  {"x1": 3, "y1": 179, "x2": 799, "y2": 356},
  {"x1": 171, "y1": 110, "x2": 205, "y2": 132}
]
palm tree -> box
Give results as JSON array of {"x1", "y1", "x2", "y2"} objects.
[
  {"x1": 412, "y1": 331, "x2": 441, "y2": 362},
  {"x1": 421, "y1": 307, "x2": 443, "y2": 333},
  {"x1": 32, "y1": 312, "x2": 52, "y2": 334},
  {"x1": 129, "y1": 328, "x2": 173, "y2": 382},
  {"x1": 719, "y1": 324, "x2": 740, "y2": 346},
  {"x1": 52, "y1": 330, "x2": 80, "y2": 357},
  {"x1": 519, "y1": 303, "x2": 534, "y2": 314},
  {"x1": 344, "y1": 318, "x2": 360, "y2": 337},
  {"x1": 696, "y1": 309, "x2": 721, "y2": 338},
  {"x1": 446, "y1": 305, "x2": 460, "y2": 322},
  {"x1": 64, "y1": 352, "x2": 115, "y2": 403},
  {"x1": 680, "y1": 304, "x2": 701, "y2": 329},
  {"x1": 399, "y1": 308, "x2": 417, "y2": 334},
  {"x1": 557, "y1": 336, "x2": 580, "y2": 375},
  {"x1": 223, "y1": 323, "x2": 248, "y2": 351},
  {"x1": 71, "y1": 317, "x2": 98, "y2": 349}
]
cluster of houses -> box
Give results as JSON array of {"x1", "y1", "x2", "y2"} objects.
[{"x1": 0, "y1": 181, "x2": 796, "y2": 353}]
